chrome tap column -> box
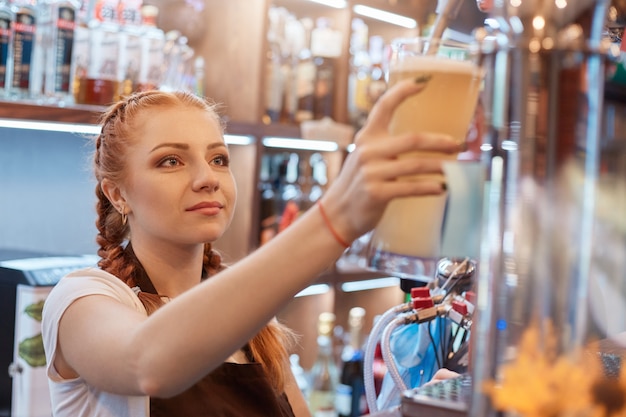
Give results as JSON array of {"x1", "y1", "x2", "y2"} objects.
[{"x1": 471, "y1": 0, "x2": 625, "y2": 415}]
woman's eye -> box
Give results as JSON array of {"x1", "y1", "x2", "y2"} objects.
[
  {"x1": 159, "y1": 156, "x2": 181, "y2": 167},
  {"x1": 212, "y1": 154, "x2": 230, "y2": 167}
]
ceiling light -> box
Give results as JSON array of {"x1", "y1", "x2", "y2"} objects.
[
  {"x1": 305, "y1": 0, "x2": 347, "y2": 8},
  {"x1": 0, "y1": 119, "x2": 255, "y2": 146},
  {"x1": 353, "y1": 5, "x2": 417, "y2": 29},
  {"x1": 341, "y1": 277, "x2": 400, "y2": 292},
  {"x1": 263, "y1": 137, "x2": 339, "y2": 152},
  {"x1": 295, "y1": 284, "x2": 331, "y2": 297},
  {"x1": 0, "y1": 119, "x2": 101, "y2": 135}
]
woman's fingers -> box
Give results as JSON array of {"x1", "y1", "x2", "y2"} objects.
[
  {"x1": 358, "y1": 154, "x2": 446, "y2": 182},
  {"x1": 360, "y1": 78, "x2": 427, "y2": 137},
  {"x1": 356, "y1": 131, "x2": 460, "y2": 163},
  {"x1": 426, "y1": 368, "x2": 461, "y2": 386}
]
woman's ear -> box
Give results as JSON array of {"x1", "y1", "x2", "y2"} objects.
[{"x1": 100, "y1": 178, "x2": 126, "y2": 212}]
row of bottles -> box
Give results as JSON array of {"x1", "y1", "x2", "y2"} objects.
[
  {"x1": 347, "y1": 19, "x2": 387, "y2": 130},
  {"x1": 263, "y1": 5, "x2": 394, "y2": 130},
  {"x1": 0, "y1": 0, "x2": 202, "y2": 106},
  {"x1": 306, "y1": 307, "x2": 385, "y2": 417},
  {"x1": 258, "y1": 151, "x2": 329, "y2": 246},
  {"x1": 264, "y1": 6, "x2": 342, "y2": 126}
]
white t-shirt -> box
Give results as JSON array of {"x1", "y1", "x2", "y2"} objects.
[{"x1": 41, "y1": 267, "x2": 149, "y2": 417}]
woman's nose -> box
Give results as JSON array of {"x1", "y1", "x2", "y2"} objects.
[{"x1": 192, "y1": 162, "x2": 220, "y2": 192}]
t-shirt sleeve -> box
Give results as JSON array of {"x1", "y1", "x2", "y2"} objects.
[{"x1": 41, "y1": 268, "x2": 146, "y2": 381}]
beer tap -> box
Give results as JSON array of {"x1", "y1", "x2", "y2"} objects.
[
  {"x1": 469, "y1": 0, "x2": 626, "y2": 416},
  {"x1": 424, "y1": 0, "x2": 464, "y2": 55}
]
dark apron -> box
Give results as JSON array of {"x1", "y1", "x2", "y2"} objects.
[
  {"x1": 150, "y1": 362, "x2": 297, "y2": 417},
  {"x1": 126, "y1": 245, "x2": 296, "y2": 417}
]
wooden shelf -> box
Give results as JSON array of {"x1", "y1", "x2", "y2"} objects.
[
  {"x1": 0, "y1": 100, "x2": 304, "y2": 141},
  {"x1": 0, "y1": 100, "x2": 105, "y2": 124}
]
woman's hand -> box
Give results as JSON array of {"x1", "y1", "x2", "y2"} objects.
[
  {"x1": 425, "y1": 368, "x2": 461, "y2": 386},
  {"x1": 320, "y1": 78, "x2": 462, "y2": 244}
]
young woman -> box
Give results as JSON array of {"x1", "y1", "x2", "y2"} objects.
[{"x1": 41, "y1": 79, "x2": 460, "y2": 417}]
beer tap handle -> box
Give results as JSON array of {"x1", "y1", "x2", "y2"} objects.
[{"x1": 426, "y1": 0, "x2": 464, "y2": 54}]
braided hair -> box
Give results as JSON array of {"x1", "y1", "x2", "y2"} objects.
[{"x1": 93, "y1": 90, "x2": 297, "y2": 392}]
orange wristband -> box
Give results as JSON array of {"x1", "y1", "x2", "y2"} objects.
[{"x1": 317, "y1": 201, "x2": 350, "y2": 249}]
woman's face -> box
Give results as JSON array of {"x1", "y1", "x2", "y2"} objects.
[{"x1": 119, "y1": 106, "x2": 237, "y2": 247}]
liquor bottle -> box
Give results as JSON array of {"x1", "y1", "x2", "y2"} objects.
[
  {"x1": 278, "y1": 152, "x2": 302, "y2": 233},
  {"x1": 336, "y1": 307, "x2": 368, "y2": 417},
  {"x1": 301, "y1": 152, "x2": 327, "y2": 212},
  {"x1": 136, "y1": 4, "x2": 163, "y2": 92},
  {"x1": 290, "y1": 353, "x2": 310, "y2": 399},
  {"x1": 116, "y1": 0, "x2": 142, "y2": 96},
  {"x1": 310, "y1": 17, "x2": 341, "y2": 120},
  {"x1": 366, "y1": 36, "x2": 386, "y2": 112},
  {"x1": 263, "y1": 6, "x2": 287, "y2": 123},
  {"x1": 0, "y1": 0, "x2": 15, "y2": 97},
  {"x1": 308, "y1": 312, "x2": 339, "y2": 417},
  {"x1": 75, "y1": 0, "x2": 120, "y2": 105},
  {"x1": 38, "y1": 0, "x2": 80, "y2": 104},
  {"x1": 258, "y1": 153, "x2": 278, "y2": 246},
  {"x1": 160, "y1": 30, "x2": 188, "y2": 92},
  {"x1": 294, "y1": 17, "x2": 315, "y2": 124},
  {"x1": 280, "y1": 14, "x2": 301, "y2": 124},
  {"x1": 9, "y1": 0, "x2": 38, "y2": 99},
  {"x1": 347, "y1": 18, "x2": 370, "y2": 129},
  {"x1": 70, "y1": 0, "x2": 89, "y2": 102}
]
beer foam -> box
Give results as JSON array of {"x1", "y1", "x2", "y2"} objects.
[{"x1": 390, "y1": 54, "x2": 477, "y2": 74}]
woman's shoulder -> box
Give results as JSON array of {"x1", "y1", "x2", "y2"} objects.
[{"x1": 45, "y1": 267, "x2": 145, "y2": 315}]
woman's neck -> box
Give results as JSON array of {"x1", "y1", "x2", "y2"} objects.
[{"x1": 129, "y1": 239, "x2": 205, "y2": 298}]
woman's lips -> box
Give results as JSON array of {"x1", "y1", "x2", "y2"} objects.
[{"x1": 186, "y1": 202, "x2": 223, "y2": 216}]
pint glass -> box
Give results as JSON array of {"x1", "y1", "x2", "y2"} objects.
[{"x1": 367, "y1": 37, "x2": 483, "y2": 279}]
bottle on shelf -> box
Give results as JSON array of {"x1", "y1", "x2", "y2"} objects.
[
  {"x1": 277, "y1": 152, "x2": 302, "y2": 233},
  {"x1": 136, "y1": 3, "x2": 163, "y2": 92},
  {"x1": 294, "y1": 16, "x2": 315, "y2": 124},
  {"x1": 264, "y1": 6, "x2": 288, "y2": 124},
  {"x1": 366, "y1": 35, "x2": 386, "y2": 113},
  {"x1": 280, "y1": 14, "x2": 303, "y2": 124},
  {"x1": 116, "y1": 0, "x2": 142, "y2": 97},
  {"x1": 336, "y1": 307, "x2": 368, "y2": 417},
  {"x1": 310, "y1": 17, "x2": 342, "y2": 120},
  {"x1": 160, "y1": 30, "x2": 191, "y2": 92},
  {"x1": 290, "y1": 353, "x2": 310, "y2": 400},
  {"x1": 70, "y1": 0, "x2": 90, "y2": 102},
  {"x1": 35, "y1": 0, "x2": 81, "y2": 104},
  {"x1": 0, "y1": 0, "x2": 15, "y2": 97},
  {"x1": 258, "y1": 153, "x2": 279, "y2": 246},
  {"x1": 347, "y1": 18, "x2": 370, "y2": 130},
  {"x1": 300, "y1": 152, "x2": 327, "y2": 213},
  {"x1": 308, "y1": 311, "x2": 340, "y2": 417},
  {"x1": 9, "y1": 0, "x2": 38, "y2": 100},
  {"x1": 75, "y1": 0, "x2": 120, "y2": 105}
]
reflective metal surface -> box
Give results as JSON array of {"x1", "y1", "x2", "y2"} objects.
[{"x1": 469, "y1": 0, "x2": 626, "y2": 416}]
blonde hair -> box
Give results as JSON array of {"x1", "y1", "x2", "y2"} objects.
[{"x1": 93, "y1": 90, "x2": 297, "y2": 392}]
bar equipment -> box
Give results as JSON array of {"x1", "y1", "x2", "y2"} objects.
[
  {"x1": 364, "y1": 258, "x2": 476, "y2": 415},
  {"x1": 0, "y1": 249, "x2": 99, "y2": 417},
  {"x1": 469, "y1": 0, "x2": 626, "y2": 416}
]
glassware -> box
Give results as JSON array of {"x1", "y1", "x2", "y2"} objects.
[{"x1": 366, "y1": 36, "x2": 483, "y2": 281}]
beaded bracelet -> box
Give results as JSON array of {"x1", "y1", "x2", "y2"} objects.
[{"x1": 317, "y1": 201, "x2": 350, "y2": 249}]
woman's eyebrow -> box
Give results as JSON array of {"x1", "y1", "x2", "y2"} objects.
[
  {"x1": 150, "y1": 142, "x2": 227, "y2": 153},
  {"x1": 150, "y1": 142, "x2": 189, "y2": 153}
]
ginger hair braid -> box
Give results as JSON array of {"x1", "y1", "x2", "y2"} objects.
[{"x1": 92, "y1": 90, "x2": 298, "y2": 393}]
